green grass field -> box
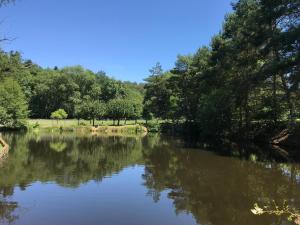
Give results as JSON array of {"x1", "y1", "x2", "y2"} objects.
[
  {"x1": 27, "y1": 119, "x2": 148, "y2": 129},
  {"x1": 26, "y1": 119, "x2": 154, "y2": 135}
]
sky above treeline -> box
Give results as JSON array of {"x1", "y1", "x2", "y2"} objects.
[{"x1": 1, "y1": 0, "x2": 232, "y2": 82}]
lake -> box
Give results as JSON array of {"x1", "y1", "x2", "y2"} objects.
[{"x1": 0, "y1": 132, "x2": 299, "y2": 225}]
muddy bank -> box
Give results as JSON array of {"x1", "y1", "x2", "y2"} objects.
[{"x1": 0, "y1": 136, "x2": 9, "y2": 159}]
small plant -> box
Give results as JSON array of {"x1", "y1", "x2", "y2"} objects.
[
  {"x1": 251, "y1": 201, "x2": 300, "y2": 225},
  {"x1": 50, "y1": 109, "x2": 68, "y2": 124},
  {"x1": 145, "y1": 121, "x2": 160, "y2": 132}
]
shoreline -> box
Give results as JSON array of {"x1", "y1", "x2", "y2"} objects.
[{"x1": 28, "y1": 124, "x2": 148, "y2": 136}]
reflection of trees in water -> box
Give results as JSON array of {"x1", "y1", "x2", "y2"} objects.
[
  {"x1": 0, "y1": 133, "x2": 144, "y2": 189},
  {"x1": 0, "y1": 187, "x2": 18, "y2": 225},
  {"x1": 0, "y1": 132, "x2": 146, "y2": 223},
  {"x1": 142, "y1": 142, "x2": 300, "y2": 225},
  {"x1": 0, "y1": 200, "x2": 18, "y2": 225},
  {"x1": 1, "y1": 132, "x2": 300, "y2": 225},
  {"x1": 50, "y1": 141, "x2": 67, "y2": 152}
]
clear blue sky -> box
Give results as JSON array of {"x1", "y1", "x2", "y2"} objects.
[{"x1": 1, "y1": 0, "x2": 232, "y2": 82}]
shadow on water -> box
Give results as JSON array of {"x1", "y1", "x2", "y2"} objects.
[
  {"x1": 161, "y1": 121, "x2": 300, "y2": 163},
  {"x1": 0, "y1": 131, "x2": 299, "y2": 225},
  {"x1": 142, "y1": 137, "x2": 300, "y2": 225}
]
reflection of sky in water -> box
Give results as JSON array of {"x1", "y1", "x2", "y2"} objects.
[
  {"x1": 8, "y1": 166, "x2": 197, "y2": 225},
  {"x1": 279, "y1": 164, "x2": 300, "y2": 183},
  {"x1": 259, "y1": 162, "x2": 300, "y2": 184}
]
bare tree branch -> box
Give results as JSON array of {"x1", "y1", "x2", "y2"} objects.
[
  {"x1": 0, "y1": 36, "x2": 16, "y2": 43},
  {"x1": 0, "y1": 12, "x2": 16, "y2": 44}
]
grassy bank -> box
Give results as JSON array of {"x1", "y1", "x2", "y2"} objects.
[
  {"x1": 28, "y1": 119, "x2": 148, "y2": 128},
  {"x1": 27, "y1": 119, "x2": 149, "y2": 135}
]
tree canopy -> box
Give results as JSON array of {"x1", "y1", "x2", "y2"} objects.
[
  {"x1": 0, "y1": 78, "x2": 28, "y2": 128},
  {"x1": 143, "y1": 0, "x2": 300, "y2": 139},
  {"x1": 0, "y1": 50, "x2": 144, "y2": 128}
]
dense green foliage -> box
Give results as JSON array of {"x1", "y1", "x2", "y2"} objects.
[
  {"x1": 0, "y1": 51, "x2": 144, "y2": 128},
  {"x1": 0, "y1": 78, "x2": 28, "y2": 128},
  {"x1": 144, "y1": 0, "x2": 300, "y2": 139}
]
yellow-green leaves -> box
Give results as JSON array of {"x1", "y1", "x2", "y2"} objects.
[
  {"x1": 251, "y1": 203, "x2": 264, "y2": 215},
  {"x1": 251, "y1": 201, "x2": 300, "y2": 225}
]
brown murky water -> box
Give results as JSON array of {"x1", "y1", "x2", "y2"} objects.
[{"x1": 0, "y1": 132, "x2": 299, "y2": 225}]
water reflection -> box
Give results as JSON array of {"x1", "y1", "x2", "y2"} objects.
[
  {"x1": 1, "y1": 132, "x2": 143, "y2": 188},
  {"x1": 0, "y1": 188, "x2": 18, "y2": 225},
  {"x1": 0, "y1": 132, "x2": 299, "y2": 225},
  {"x1": 0, "y1": 132, "x2": 145, "y2": 224},
  {"x1": 142, "y1": 140, "x2": 300, "y2": 225}
]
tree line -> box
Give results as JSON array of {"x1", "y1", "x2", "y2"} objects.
[
  {"x1": 0, "y1": 51, "x2": 144, "y2": 127},
  {"x1": 143, "y1": 0, "x2": 300, "y2": 139}
]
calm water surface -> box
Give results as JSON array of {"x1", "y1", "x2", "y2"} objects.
[{"x1": 0, "y1": 132, "x2": 299, "y2": 225}]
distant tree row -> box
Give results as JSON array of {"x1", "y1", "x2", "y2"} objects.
[
  {"x1": 144, "y1": 0, "x2": 300, "y2": 139},
  {"x1": 0, "y1": 51, "x2": 144, "y2": 128},
  {"x1": 75, "y1": 96, "x2": 143, "y2": 126}
]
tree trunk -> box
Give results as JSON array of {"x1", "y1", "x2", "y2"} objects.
[
  {"x1": 244, "y1": 88, "x2": 250, "y2": 140},
  {"x1": 124, "y1": 118, "x2": 127, "y2": 125},
  {"x1": 280, "y1": 74, "x2": 295, "y2": 126},
  {"x1": 117, "y1": 119, "x2": 120, "y2": 126},
  {"x1": 272, "y1": 74, "x2": 278, "y2": 125},
  {"x1": 239, "y1": 106, "x2": 243, "y2": 134},
  {"x1": 93, "y1": 118, "x2": 95, "y2": 126},
  {"x1": 271, "y1": 19, "x2": 279, "y2": 126},
  {"x1": 171, "y1": 118, "x2": 175, "y2": 135}
]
